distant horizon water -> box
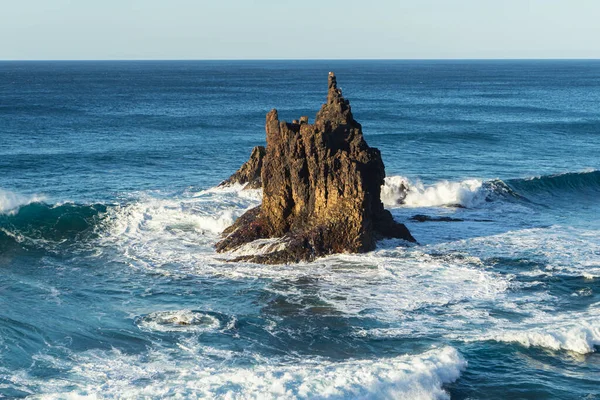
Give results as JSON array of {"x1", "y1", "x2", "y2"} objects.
[{"x1": 2, "y1": 57, "x2": 600, "y2": 61}]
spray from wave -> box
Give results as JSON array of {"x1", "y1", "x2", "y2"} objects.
[
  {"x1": 0, "y1": 184, "x2": 260, "y2": 257},
  {"x1": 381, "y1": 170, "x2": 599, "y2": 208},
  {"x1": 0, "y1": 201, "x2": 107, "y2": 251},
  {"x1": 381, "y1": 176, "x2": 485, "y2": 208},
  {"x1": 0, "y1": 189, "x2": 44, "y2": 215},
  {"x1": 487, "y1": 323, "x2": 600, "y2": 354}
]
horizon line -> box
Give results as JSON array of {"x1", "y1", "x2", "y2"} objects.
[{"x1": 1, "y1": 57, "x2": 600, "y2": 62}]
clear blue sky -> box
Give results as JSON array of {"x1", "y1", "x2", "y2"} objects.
[{"x1": 1, "y1": 0, "x2": 598, "y2": 60}]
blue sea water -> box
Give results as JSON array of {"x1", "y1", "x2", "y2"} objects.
[{"x1": 0, "y1": 60, "x2": 599, "y2": 399}]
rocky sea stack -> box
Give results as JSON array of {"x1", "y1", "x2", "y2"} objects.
[{"x1": 216, "y1": 72, "x2": 415, "y2": 263}]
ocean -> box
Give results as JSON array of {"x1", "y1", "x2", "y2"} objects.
[{"x1": 0, "y1": 60, "x2": 599, "y2": 399}]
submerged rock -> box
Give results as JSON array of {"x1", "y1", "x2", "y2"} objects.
[
  {"x1": 219, "y1": 146, "x2": 266, "y2": 189},
  {"x1": 409, "y1": 214, "x2": 494, "y2": 223},
  {"x1": 217, "y1": 72, "x2": 415, "y2": 263},
  {"x1": 410, "y1": 214, "x2": 465, "y2": 222}
]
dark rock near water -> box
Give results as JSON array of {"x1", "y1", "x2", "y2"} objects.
[
  {"x1": 409, "y1": 214, "x2": 495, "y2": 223},
  {"x1": 410, "y1": 214, "x2": 465, "y2": 222},
  {"x1": 219, "y1": 146, "x2": 266, "y2": 189},
  {"x1": 216, "y1": 72, "x2": 415, "y2": 263}
]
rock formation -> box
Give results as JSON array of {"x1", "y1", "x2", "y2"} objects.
[
  {"x1": 216, "y1": 72, "x2": 415, "y2": 263},
  {"x1": 219, "y1": 146, "x2": 265, "y2": 189},
  {"x1": 410, "y1": 214, "x2": 464, "y2": 222}
]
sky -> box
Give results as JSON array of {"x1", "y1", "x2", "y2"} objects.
[{"x1": 1, "y1": 0, "x2": 599, "y2": 60}]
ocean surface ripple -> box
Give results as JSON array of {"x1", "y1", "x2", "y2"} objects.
[{"x1": 1, "y1": 60, "x2": 599, "y2": 399}]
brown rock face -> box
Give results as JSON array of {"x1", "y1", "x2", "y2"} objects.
[
  {"x1": 219, "y1": 146, "x2": 266, "y2": 189},
  {"x1": 216, "y1": 72, "x2": 415, "y2": 263}
]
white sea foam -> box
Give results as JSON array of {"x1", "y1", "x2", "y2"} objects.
[
  {"x1": 0, "y1": 188, "x2": 44, "y2": 215},
  {"x1": 28, "y1": 346, "x2": 465, "y2": 399},
  {"x1": 380, "y1": 175, "x2": 411, "y2": 206},
  {"x1": 382, "y1": 176, "x2": 485, "y2": 208},
  {"x1": 201, "y1": 178, "x2": 488, "y2": 209},
  {"x1": 433, "y1": 226, "x2": 600, "y2": 279},
  {"x1": 93, "y1": 185, "x2": 598, "y2": 362},
  {"x1": 488, "y1": 324, "x2": 600, "y2": 354},
  {"x1": 106, "y1": 197, "x2": 236, "y2": 237},
  {"x1": 136, "y1": 310, "x2": 221, "y2": 333},
  {"x1": 414, "y1": 226, "x2": 600, "y2": 353},
  {"x1": 95, "y1": 185, "x2": 517, "y2": 335},
  {"x1": 202, "y1": 177, "x2": 487, "y2": 209},
  {"x1": 304, "y1": 250, "x2": 511, "y2": 324},
  {"x1": 477, "y1": 304, "x2": 600, "y2": 354},
  {"x1": 228, "y1": 237, "x2": 290, "y2": 257},
  {"x1": 195, "y1": 182, "x2": 263, "y2": 202},
  {"x1": 97, "y1": 186, "x2": 261, "y2": 274}
]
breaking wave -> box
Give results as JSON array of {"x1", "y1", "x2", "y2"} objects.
[
  {"x1": 381, "y1": 176, "x2": 487, "y2": 208},
  {"x1": 0, "y1": 189, "x2": 44, "y2": 215},
  {"x1": 487, "y1": 324, "x2": 600, "y2": 354},
  {"x1": 0, "y1": 202, "x2": 107, "y2": 250},
  {"x1": 0, "y1": 185, "x2": 259, "y2": 253},
  {"x1": 382, "y1": 170, "x2": 599, "y2": 208},
  {"x1": 16, "y1": 346, "x2": 465, "y2": 399},
  {"x1": 4, "y1": 170, "x2": 596, "y2": 248}
]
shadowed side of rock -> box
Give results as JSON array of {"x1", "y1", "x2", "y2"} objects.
[
  {"x1": 216, "y1": 72, "x2": 415, "y2": 264},
  {"x1": 218, "y1": 146, "x2": 266, "y2": 189}
]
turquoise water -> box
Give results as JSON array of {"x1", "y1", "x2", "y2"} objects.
[{"x1": 0, "y1": 60, "x2": 599, "y2": 399}]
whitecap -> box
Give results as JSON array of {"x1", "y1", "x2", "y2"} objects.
[
  {"x1": 95, "y1": 187, "x2": 261, "y2": 274},
  {"x1": 0, "y1": 188, "x2": 45, "y2": 215},
  {"x1": 382, "y1": 176, "x2": 485, "y2": 208},
  {"x1": 484, "y1": 323, "x2": 600, "y2": 354},
  {"x1": 194, "y1": 182, "x2": 263, "y2": 202},
  {"x1": 228, "y1": 237, "x2": 290, "y2": 257},
  {"x1": 25, "y1": 346, "x2": 466, "y2": 400},
  {"x1": 136, "y1": 310, "x2": 221, "y2": 333}
]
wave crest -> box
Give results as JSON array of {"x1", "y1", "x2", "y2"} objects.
[
  {"x1": 381, "y1": 170, "x2": 600, "y2": 209},
  {"x1": 486, "y1": 323, "x2": 600, "y2": 354},
  {"x1": 0, "y1": 202, "x2": 106, "y2": 249},
  {"x1": 382, "y1": 176, "x2": 487, "y2": 208},
  {"x1": 0, "y1": 189, "x2": 44, "y2": 215},
  {"x1": 15, "y1": 346, "x2": 465, "y2": 399},
  {"x1": 381, "y1": 176, "x2": 485, "y2": 207}
]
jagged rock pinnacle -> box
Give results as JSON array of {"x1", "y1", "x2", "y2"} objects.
[
  {"x1": 317, "y1": 72, "x2": 353, "y2": 125},
  {"x1": 326, "y1": 71, "x2": 342, "y2": 104},
  {"x1": 216, "y1": 73, "x2": 415, "y2": 264},
  {"x1": 328, "y1": 71, "x2": 337, "y2": 89}
]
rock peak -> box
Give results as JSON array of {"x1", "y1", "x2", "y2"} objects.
[
  {"x1": 317, "y1": 71, "x2": 353, "y2": 125},
  {"x1": 328, "y1": 71, "x2": 337, "y2": 89},
  {"x1": 326, "y1": 72, "x2": 341, "y2": 104}
]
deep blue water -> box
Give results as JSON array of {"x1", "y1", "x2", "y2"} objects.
[{"x1": 0, "y1": 60, "x2": 599, "y2": 399}]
